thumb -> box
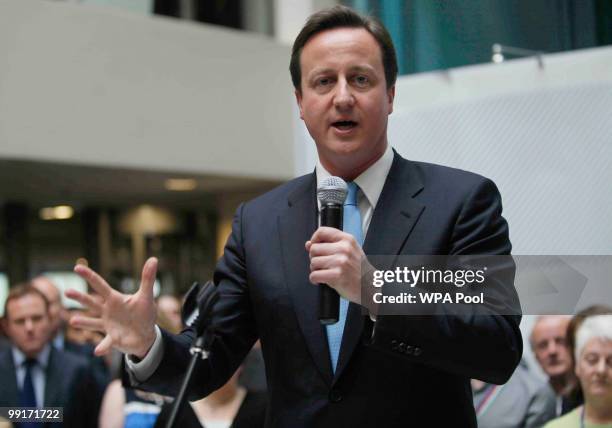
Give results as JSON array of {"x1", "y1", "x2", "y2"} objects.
[{"x1": 139, "y1": 257, "x2": 158, "y2": 299}]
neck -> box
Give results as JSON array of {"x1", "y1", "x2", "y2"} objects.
[
  {"x1": 205, "y1": 384, "x2": 245, "y2": 407},
  {"x1": 470, "y1": 379, "x2": 486, "y2": 391},
  {"x1": 550, "y1": 374, "x2": 573, "y2": 395},
  {"x1": 321, "y1": 143, "x2": 387, "y2": 181},
  {"x1": 585, "y1": 401, "x2": 612, "y2": 424}
]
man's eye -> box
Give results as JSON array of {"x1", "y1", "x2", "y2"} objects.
[
  {"x1": 354, "y1": 75, "x2": 370, "y2": 86},
  {"x1": 317, "y1": 78, "x2": 331, "y2": 86}
]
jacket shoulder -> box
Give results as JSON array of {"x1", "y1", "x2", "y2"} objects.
[
  {"x1": 408, "y1": 159, "x2": 496, "y2": 191},
  {"x1": 242, "y1": 173, "x2": 314, "y2": 211},
  {"x1": 51, "y1": 347, "x2": 90, "y2": 372}
]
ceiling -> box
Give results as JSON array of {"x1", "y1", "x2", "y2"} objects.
[{"x1": 0, "y1": 158, "x2": 283, "y2": 208}]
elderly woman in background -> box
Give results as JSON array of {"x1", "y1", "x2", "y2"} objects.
[{"x1": 544, "y1": 315, "x2": 612, "y2": 427}]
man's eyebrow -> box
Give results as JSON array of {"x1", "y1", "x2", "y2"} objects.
[
  {"x1": 306, "y1": 67, "x2": 335, "y2": 78},
  {"x1": 348, "y1": 65, "x2": 376, "y2": 73},
  {"x1": 306, "y1": 64, "x2": 376, "y2": 77}
]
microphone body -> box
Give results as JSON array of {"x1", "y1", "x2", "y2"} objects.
[
  {"x1": 319, "y1": 203, "x2": 343, "y2": 325},
  {"x1": 316, "y1": 176, "x2": 348, "y2": 325}
]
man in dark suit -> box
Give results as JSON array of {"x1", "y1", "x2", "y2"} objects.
[
  {"x1": 0, "y1": 284, "x2": 100, "y2": 428},
  {"x1": 67, "y1": 5, "x2": 522, "y2": 427},
  {"x1": 31, "y1": 276, "x2": 110, "y2": 395}
]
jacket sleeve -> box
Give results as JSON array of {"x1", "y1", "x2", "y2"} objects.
[{"x1": 128, "y1": 203, "x2": 259, "y2": 400}]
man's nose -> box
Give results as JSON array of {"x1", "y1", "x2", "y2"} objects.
[
  {"x1": 333, "y1": 79, "x2": 355, "y2": 110},
  {"x1": 25, "y1": 319, "x2": 34, "y2": 331},
  {"x1": 547, "y1": 342, "x2": 559, "y2": 354}
]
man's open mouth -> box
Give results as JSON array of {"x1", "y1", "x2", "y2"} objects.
[{"x1": 332, "y1": 121, "x2": 357, "y2": 130}]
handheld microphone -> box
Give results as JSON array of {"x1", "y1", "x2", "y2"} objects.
[{"x1": 316, "y1": 176, "x2": 348, "y2": 325}]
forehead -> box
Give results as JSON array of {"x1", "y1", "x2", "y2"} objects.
[
  {"x1": 581, "y1": 338, "x2": 612, "y2": 356},
  {"x1": 32, "y1": 279, "x2": 60, "y2": 301},
  {"x1": 7, "y1": 294, "x2": 47, "y2": 319},
  {"x1": 158, "y1": 296, "x2": 180, "y2": 309},
  {"x1": 533, "y1": 317, "x2": 568, "y2": 337},
  {"x1": 300, "y1": 27, "x2": 383, "y2": 73}
]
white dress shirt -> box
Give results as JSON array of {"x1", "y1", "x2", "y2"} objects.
[{"x1": 12, "y1": 344, "x2": 51, "y2": 407}]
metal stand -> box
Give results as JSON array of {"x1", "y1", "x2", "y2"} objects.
[{"x1": 165, "y1": 281, "x2": 218, "y2": 428}]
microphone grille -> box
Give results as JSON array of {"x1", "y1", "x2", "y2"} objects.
[{"x1": 317, "y1": 176, "x2": 348, "y2": 205}]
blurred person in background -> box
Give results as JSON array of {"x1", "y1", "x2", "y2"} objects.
[
  {"x1": 99, "y1": 295, "x2": 185, "y2": 428},
  {"x1": 156, "y1": 294, "x2": 183, "y2": 334},
  {"x1": 544, "y1": 315, "x2": 612, "y2": 428},
  {"x1": 567, "y1": 306, "x2": 612, "y2": 361},
  {"x1": 65, "y1": 307, "x2": 97, "y2": 345},
  {"x1": 559, "y1": 305, "x2": 612, "y2": 415},
  {"x1": 30, "y1": 277, "x2": 67, "y2": 350},
  {"x1": 0, "y1": 317, "x2": 9, "y2": 350},
  {"x1": 0, "y1": 283, "x2": 100, "y2": 428},
  {"x1": 32, "y1": 275, "x2": 110, "y2": 394},
  {"x1": 472, "y1": 360, "x2": 555, "y2": 428},
  {"x1": 154, "y1": 364, "x2": 266, "y2": 428},
  {"x1": 531, "y1": 315, "x2": 579, "y2": 417}
]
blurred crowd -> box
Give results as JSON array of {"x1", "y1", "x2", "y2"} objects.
[
  {"x1": 473, "y1": 309, "x2": 612, "y2": 428},
  {"x1": 0, "y1": 278, "x2": 267, "y2": 428},
  {"x1": 1, "y1": 277, "x2": 611, "y2": 428}
]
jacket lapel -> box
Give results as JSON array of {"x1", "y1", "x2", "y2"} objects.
[
  {"x1": 334, "y1": 152, "x2": 426, "y2": 380},
  {"x1": 278, "y1": 173, "x2": 334, "y2": 385},
  {"x1": 0, "y1": 349, "x2": 20, "y2": 406},
  {"x1": 44, "y1": 347, "x2": 63, "y2": 407}
]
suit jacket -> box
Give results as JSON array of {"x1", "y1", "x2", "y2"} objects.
[
  {"x1": 64, "y1": 340, "x2": 110, "y2": 396},
  {"x1": 474, "y1": 362, "x2": 556, "y2": 428},
  {"x1": 134, "y1": 152, "x2": 522, "y2": 427},
  {"x1": 0, "y1": 345, "x2": 100, "y2": 428}
]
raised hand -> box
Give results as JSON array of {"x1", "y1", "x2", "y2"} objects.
[{"x1": 65, "y1": 257, "x2": 159, "y2": 359}]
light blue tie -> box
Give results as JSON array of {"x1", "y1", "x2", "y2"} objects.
[{"x1": 326, "y1": 182, "x2": 364, "y2": 373}]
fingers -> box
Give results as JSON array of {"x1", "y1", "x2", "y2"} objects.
[
  {"x1": 310, "y1": 254, "x2": 338, "y2": 271},
  {"x1": 310, "y1": 226, "x2": 345, "y2": 244},
  {"x1": 64, "y1": 289, "x2": 103, "y2": 312},
  {"x1": 309, "y1": 268, "x2": 341, "y2": 285},
  {"x1": 307, "y1": 228, "x2": 357, "y2": 257},
  {"x1": 139, "y1": 257, "x2": 158, "y2": 298},
  {"x1": 73, "y1": 265, "x2": 112, "y2": 299},
  {"x1": 94, "y1": 334, "x2": 114, "y2": 356},
  {"x1": 71, "y1": 315, "x2": 105, "y2": 333}
]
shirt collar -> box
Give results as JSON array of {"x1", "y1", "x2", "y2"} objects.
[
  {"x1": 52, "y1": 331, "x2": 64, "y2": 350},
  {"x1": 12, "y1": 343, "x2": 52, "y2": 369},
  {"x1": 315, "y1": 144, "x2": 394, "y2": 209}
]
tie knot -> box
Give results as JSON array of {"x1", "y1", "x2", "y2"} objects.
[
  {"x1": 345, "y1": 182, "x2": 359, "y2": 206},
  {"x1": 24, "y1": 358, "x2": 37, "y2": 368}
]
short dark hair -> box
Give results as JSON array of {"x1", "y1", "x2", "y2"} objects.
[
  {"x1": 290, "y1": 5, "x2": 398, "y2": 92},
  {"x1": 3, "y1": 283, "x2": 50, "y2": 320}
]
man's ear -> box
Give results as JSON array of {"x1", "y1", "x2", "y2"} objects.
[
  {"x1": 295, "y1": 89, "x2": 305, "y2": 120},
  {"x1": 387, "y1": 85, "x2": 395, "y2": 115}
]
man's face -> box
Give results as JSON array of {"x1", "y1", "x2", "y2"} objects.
[
  {"x1": 295, "y1": 27, "x2": 394, "y2": 179},
  {"x1": 3, "y1": 294, "x2": 51, "y2": 358},
  {"x1": 575, "y1": 338, "x2": 612, "y2": 402},
  {"x1": 157, "y1": 296, "x2": 183, "y2": 334},
  {"x1": 532, "y1": 316, "x2": 572, "y2": 379},
  {"x1": 31, "y1": 277, "x2": 63, "y2": 335}
]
